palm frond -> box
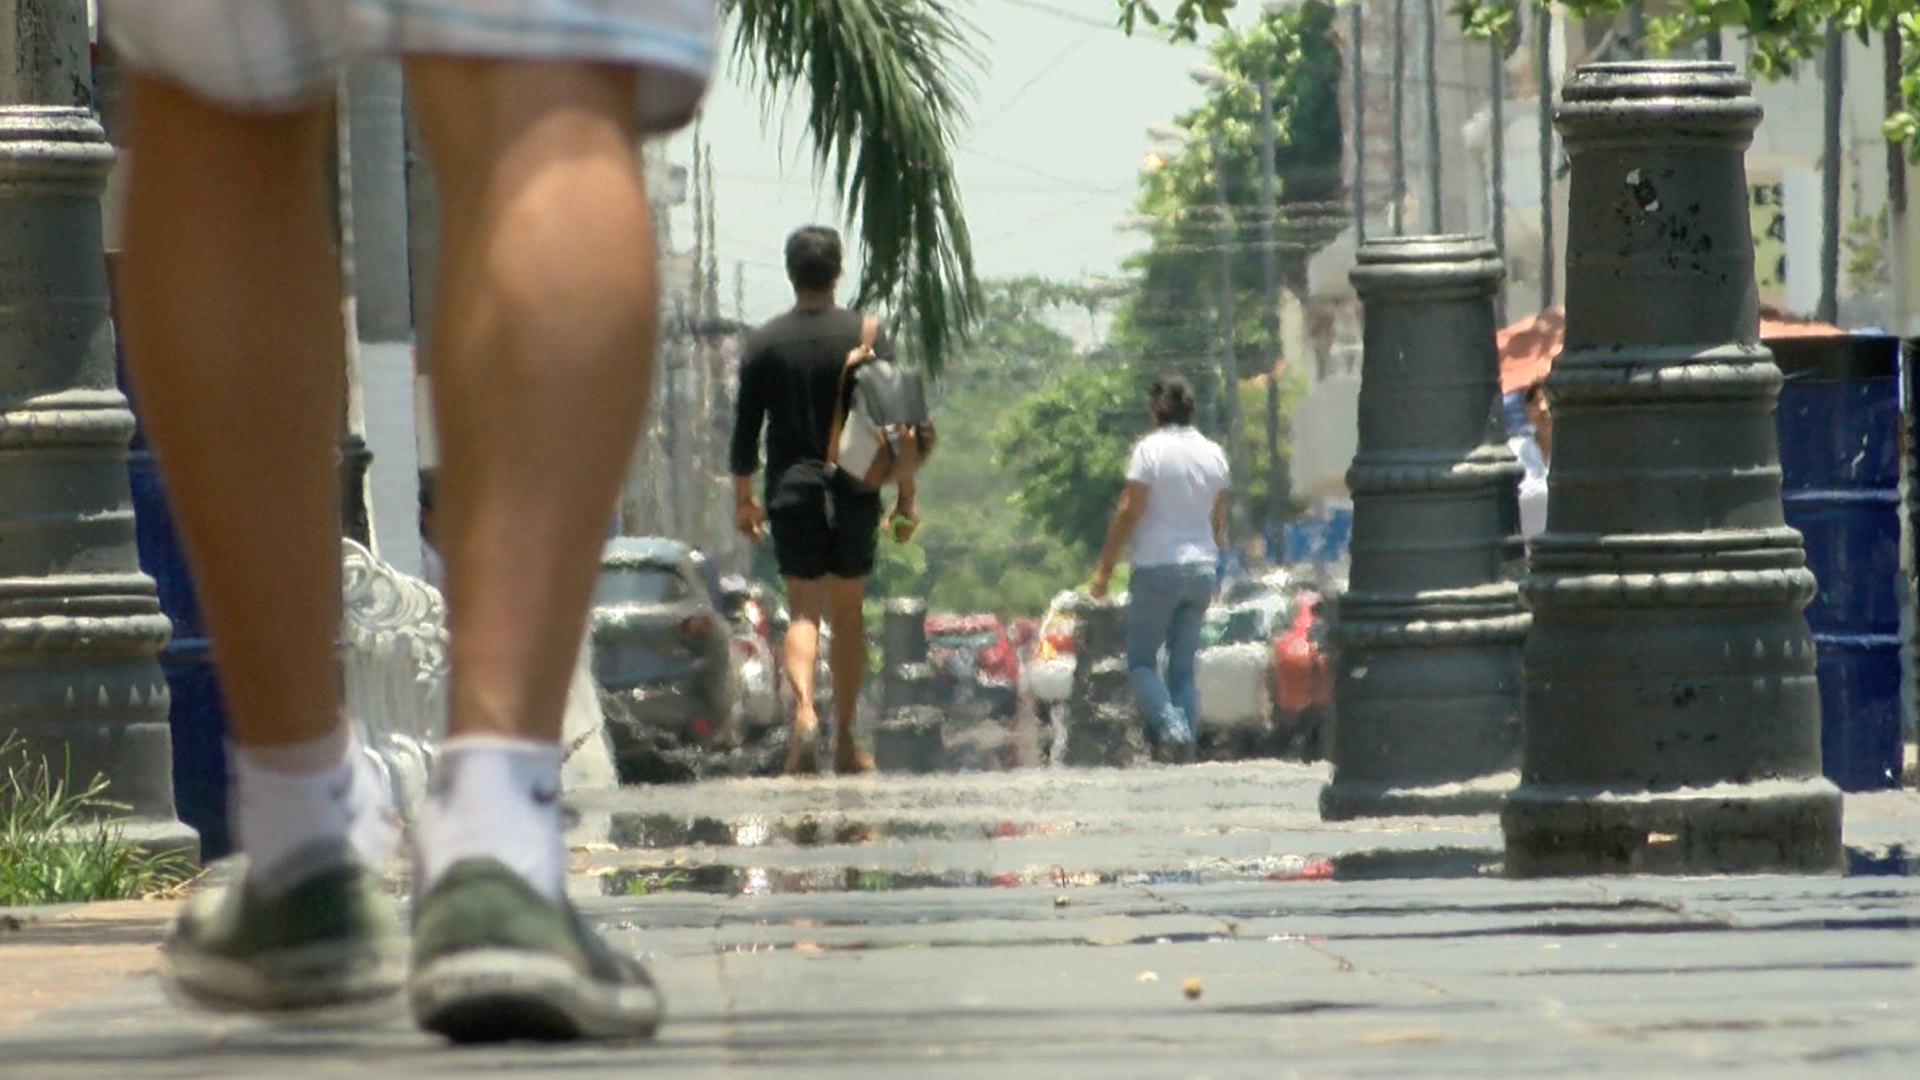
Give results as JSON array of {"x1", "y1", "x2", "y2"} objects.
[{"x1": 724, "y1": 0, "x2": 982, "y2": 373}]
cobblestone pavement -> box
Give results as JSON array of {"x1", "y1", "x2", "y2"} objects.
[{"x1": 2, "y1": 761, "x2": 1916, "y2": 1077}]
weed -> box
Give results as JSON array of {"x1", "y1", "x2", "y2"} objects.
[
  {"x1": 0, "y1": 735, "x2": 196, "y2": 906},
  {"x1": 623, "y1": 869, "x2": 693, "y2": 896}
]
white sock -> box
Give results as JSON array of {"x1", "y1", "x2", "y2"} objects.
[
  {"x1": 231, "y1": 726, "x2": 397, "y2": 892},
  {"x1": 415, "y1": 737, "x2": 567, "y2": 902}
]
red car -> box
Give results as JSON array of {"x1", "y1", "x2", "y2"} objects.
[
  {"x1": 925, "y1": 613, "x2": 1021, "y2": 719},
  {"x1": 1271, "y1": 590, "x2": 1332, "y2": 758}
]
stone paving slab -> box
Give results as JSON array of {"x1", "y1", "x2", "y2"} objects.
[{"x1": 1, "y1": 761, "x2": 1915, "y2": 1077}]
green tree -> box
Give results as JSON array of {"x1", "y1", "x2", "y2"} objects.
[
  {"x1": 1117, "y1": 1, "x2": 1920, "y2": 159},
  {"x1": 992, "y1": 362, "x2": 1149, "y2": 558},
  {"x1": 1237, "y1": 373, "x2": 1306, "y2": 529},
  {"x1": 728, "y1": 0, "x2": 982, "y2": 370},
  {"x1": 989, "y1": 363, "x2": 1304, "y2": 565},
  {"x1": 1105, "y1": 3, "x2": 1340, "y2": 532},
  {"x1": 1466, "y1": 3, "x2": 1918, "y2": 156},
  {"x1": 865, "y1": 278, "x2": 1117, "y2": 618}
]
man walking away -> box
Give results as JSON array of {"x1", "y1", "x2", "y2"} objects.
[
  {"x1": 1089, "y1": 375, "x2": 1230, "y2": 764},
  {"x1": 106, "y1": 0, "x2": 712, "y2": 1043},
  {"x1": 730, "y1": 226, "x2": 918, "y2": 775}
]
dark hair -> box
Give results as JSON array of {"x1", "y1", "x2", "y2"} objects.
[
  {"x1": 1523, "y1": 378, "x2": 1548, "y2": 407},
  {"x1": 1149, "y1": 373, "x2": 1196, "y2": 426},
  {"x1": 785, "y1": 226, "x2": 842, "y2": 291}
]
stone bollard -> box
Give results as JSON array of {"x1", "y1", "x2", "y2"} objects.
[
  {"x1": 1320, "y1": 236, "x2": 1529, "y2": 820},
  {"x1": 1056, "y1": 596, "x2": 1146, "y2": 768},
  {"x1": 0, "y1": 0, "x2": 193, "y2": 857},
  {"x1": 1504, "y1": 61, "x2": 1842, "y2": 875},
  {"x1": 871, "y1": 597, "x2": 942, "y2": 772}
]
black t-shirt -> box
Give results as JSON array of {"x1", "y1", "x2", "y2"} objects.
[{"x1": 729, "y1": 307, "x2": 891, "y2": 491}]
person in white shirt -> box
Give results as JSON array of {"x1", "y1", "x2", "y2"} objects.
[
  {"x1": 1508, "y1": 379, "x2": 1551, "y2": 540},
  {"x1": 1090, "y1": 375, "x2": 1231, "y2": 763}
]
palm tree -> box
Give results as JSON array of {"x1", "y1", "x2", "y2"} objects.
[{"x1": 726, "y1": 0, "x2": 982, "y2": 372}]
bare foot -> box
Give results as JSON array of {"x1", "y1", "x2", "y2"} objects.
[
  {"x1": 784, "y1": 709, "x2": 821, "y2": 776},
  {"x1": 833, "y1": 736, "x2": 875, "y2": 775}
]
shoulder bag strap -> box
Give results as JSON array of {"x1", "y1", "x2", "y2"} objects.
[{"x1": 824, "y1": 315, "x2": 880, "y2": 469}]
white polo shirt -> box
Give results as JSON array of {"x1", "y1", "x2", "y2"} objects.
[{"x1": 1125, "y1": 425, "x2": 1231, "y2": 568}]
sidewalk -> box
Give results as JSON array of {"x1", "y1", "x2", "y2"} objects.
[{"x1": 2, "y1": 762, "x2": 1916, "y2": 1077}]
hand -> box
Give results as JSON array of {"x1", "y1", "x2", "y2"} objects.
[
  {"x1": 1088, "y1": 567, "x2": 1111, "y2": 600},
  {"x1": 735, "y1": 499, "x2": 765, "y2": 543},
  {"x1": 883, "y1": 500, "x2": 920, "y2": 543}
]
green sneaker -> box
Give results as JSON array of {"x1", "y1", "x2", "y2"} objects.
[
  {"x1": 162, "y1": 860, "x2": 407, "y2": 1013},
  {"x1": 408, "y1": 858, "x2": 663, "y2": 1043}
]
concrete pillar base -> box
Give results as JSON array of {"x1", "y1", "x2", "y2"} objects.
[
  {"x1": 1320, "y1": 770, "x2": 1517, "y2": 821},
  {"x1": 113, "y1": 817, "x2": 203, "y2": 863},
  {"x1": 1502, "y1": 777, "x2": 1843, "y2": 876}
]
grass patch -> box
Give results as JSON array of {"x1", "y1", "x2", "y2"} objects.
[
  {"x1": 1, "y1": 735, "x2": 196, "y2": 907},
  {"x1": 623, "y1": 869, "x2": 693, "y2": 896}
]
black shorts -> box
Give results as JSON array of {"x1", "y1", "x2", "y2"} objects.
[{"x1": 766, "y1": 463, "x2": 883, "y2": 580}]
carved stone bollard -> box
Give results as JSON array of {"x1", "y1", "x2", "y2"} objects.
[
  {"x1": 872, "y1": 597, "x2": 942, "y2": 772},
  {"x1": 1057, "y1": 597, "x2": 1147, "y2": 768},
  {"x1": 1504, "y1": 61, "x2": 1842, "y2": 875},
  {"x1": 1321, "y1": 236, "x2": 1529, "y2": 820},
  {"x1": 0, "y1": 1, "x2": 191, "y2": 855}
]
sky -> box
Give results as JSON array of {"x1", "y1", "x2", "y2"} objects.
[{"x1": 658, "y1": 0, "x2": 1261, "y2": 325}]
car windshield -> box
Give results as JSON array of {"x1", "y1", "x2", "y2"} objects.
[
  {"x1": 593, "y1": 565, "x2": 688, "y2": 607},
  {"x1": 1204, "y1": 605, "x2": 1273, "y2": 647}
]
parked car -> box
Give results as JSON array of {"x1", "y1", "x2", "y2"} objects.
[
  {"x1": 717, "y1": 575, "x2": 780, "y2": 737},
  {"x1": 589, "y1": 538, "x2": 738, "y2": 782},
  {"x1": 1194, "y1": 585, "x2": 1292, "y2": 759},
  {"x1": 1272, "y1": 589, "x2": 1333, "y2": 760},
  {"x1": 926, "y1": 612, "x2": 1021, "y2": 719},
  {"x1": 1026, "y1": 591, "x2": 1078, "y2": 709}
]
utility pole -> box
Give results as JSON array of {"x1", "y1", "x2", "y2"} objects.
[
  {"x1": 1818, "y1": 22, "x2": 1843, "y2": 325},
  {"x1": 0, "y1": 0, "x2": 191, "y2": 852},
  {"x1": 1421, "y1": 0, "x2": 1441, "y2": 232},
  {"x1": 1256, "y1": 77, "x2": 1285, "y2": 545},
  {"x1": 341, "y1": 61, "x2": 416, "y2": 570},
  {"x1": 1625, "y1": 3, "x2": 1646, "y2": 57},
  {"x1": 1351, "y1": 2, "x2": 1367, "y2": 244},
  {"x1": 1390, "y1": 0, "x2": 1407, "y2": 234},
  {"x1": 1887, "y1": 28, "x2": 1909, "y2": 336},
  {"x1": 1535, "y1": 7, "x2": 1556, "y2": 310},
  {"x1": 1489, "y1": 32, "x2": 1507, "y2": 324},
  {"x1": 1210, "y1": 129, "x2": 1245, "y2": 536},
  {"x1": 697, "y1": 140, "x2": 720, "y2": 560}
]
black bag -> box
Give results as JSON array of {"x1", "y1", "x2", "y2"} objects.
[{"x1": 826, "y1": 316, "x2": 937, "y2": 491}]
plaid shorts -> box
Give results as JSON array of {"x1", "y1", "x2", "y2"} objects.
[{"x1": 103, "y1": 0, "x2": 713, "y2": 131}]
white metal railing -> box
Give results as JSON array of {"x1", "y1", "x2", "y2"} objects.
[{"x1": 339, "y1": 539, "x2": 616, "y2": 815}]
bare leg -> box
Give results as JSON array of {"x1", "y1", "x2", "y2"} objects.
[
  {"x1": 406, "y1": 59, "x2": 653, "y2": 743},
  {"x1": 401, "y1": 59, "x2": 670, "y2": 1042},
  {"x1": 781, "y1": 576, "x2": 825, "y2": 773},
  {"x1": 120, "y1": 79, "x2": 405, "y2": 1014},
  {"x1": 116, "y1": 78, "x2": 343, "y2": 750},
  {"x1": 826, "y1": 577, "x2": 873, "y2": 774}
]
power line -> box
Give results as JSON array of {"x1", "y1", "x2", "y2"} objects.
[
  {"x1": 972, "y1": 30, "x2": 1103, "y2": 133},
  {"x1": 959, "y1": 146, "x2": 1134, "y2": 194}
]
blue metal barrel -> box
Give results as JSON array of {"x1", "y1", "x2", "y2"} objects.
[
  {"x1": 109, "y1": 258, "x2": 234, "y2": 858},
  {"x1": 1770, "y1": 334, "x2": 1905, "y2": 792},
  {"x1": 124, "y1": 433, "x2": 233, "y2": 858}
]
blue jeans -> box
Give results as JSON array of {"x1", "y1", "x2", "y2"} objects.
[{"x1": 1126, "y1": 562, "x2": 1215, "y2": 746}]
